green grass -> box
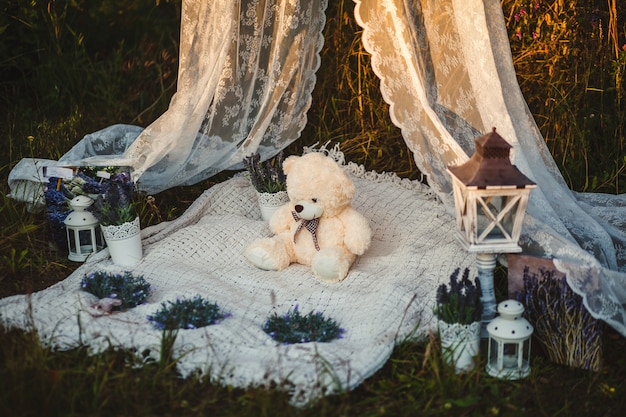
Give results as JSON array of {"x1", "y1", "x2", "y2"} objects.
[
  {"x1": 1, "y1": 0, "x2": 625, "y2": 415},
  {"x1": 1, "y1": 323, "x2": 625, "y2": 416}
]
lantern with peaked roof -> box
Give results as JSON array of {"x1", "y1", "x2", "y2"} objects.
[{"x1": 447, "y1": 127, "x2": 536, "y2": 254}]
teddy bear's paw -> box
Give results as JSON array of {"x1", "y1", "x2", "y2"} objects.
[
  {"x1": 313, "y1": 265, "x2": 347, "y2": 283},
  {"x1": 245, "y1": 246, "x2": 279, "y2": 271},
  {"x1": 312, "y1": 252, "x2": 349, "y2": 283}
]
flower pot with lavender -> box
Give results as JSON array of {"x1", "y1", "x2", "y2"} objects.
[
  {"x1": 92, "y1": 172, "x2": 143, "y2": 267},
  {"x1": 243, "y1": 151, "x2": 289, "y2": 222},
  {"x1": 434, "y1": 267, "x2": 483, "y2": 373}
]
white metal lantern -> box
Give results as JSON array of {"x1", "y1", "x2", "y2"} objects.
[
  {"x1": 486, "y1": 300, "x2": 533, "y2": 380},
  {"x1": 64, "y1": 195, "x2": 104, "y2": 262},
  {"x1": 447, "y1": 128, "x2": 537, "y2": 336},
  {"x1": 447, "y1": 128, "x2": 536, "y2": 254}
]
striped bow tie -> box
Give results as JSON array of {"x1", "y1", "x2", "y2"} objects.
[{"x1": 292, "y1": 211, "x2": 320, "y2": 251}]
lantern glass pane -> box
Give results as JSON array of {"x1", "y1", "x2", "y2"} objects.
[
  {"x1": 476, "y1": 195, "x2": 517, "y2": 242},
  {"x1": 488, "y1": 337, "x2": 499, "y2": 369},
  {"x1": 523, "y1": 338, "x2": 531, "y2": 361},
  {"x1": 501, "y1": 195, "x2": 517, "y2": 233},
  {"x1": 68, "y1": 229, "x2": 77, "y2": 252},
  {"x1": 78, "y1": 229, "x2": 92, "y2": 247},
  {"x1": 96, "y1": 230, "x2": 105, "y2": 248},
  {"x1": 502, "y1": 342, "x2": 520, "y2": 369}
]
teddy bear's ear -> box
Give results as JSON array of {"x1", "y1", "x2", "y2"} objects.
[
  {"x1": 282, "y1": 155, "x2": 299, "y2": 175},
  {"x1": 340, "y1": 173, "x2": 356, "y2": 199}
]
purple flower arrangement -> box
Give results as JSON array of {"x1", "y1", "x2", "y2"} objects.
[
  {"x1": 147, "y1": 296, "x2": 231, "y2": 330},
  {"x1": 80, "y1": 271, "x2": 151, "y2": 311},
  {"x1": 262, "y1": 305, "x2": 345, "y2": 344},
  {"x1": 516, "y1": 266, "x2": 603, "y2": 371},
  {"x1": 91, "y1": 171, "x2": 138, "y2": 227},
  {"x1": 434, "y1": 268, "x2": 483, "y2": 325},
  {"x1": 242, "y1": 151, "x2": 287, "y2": 193}
]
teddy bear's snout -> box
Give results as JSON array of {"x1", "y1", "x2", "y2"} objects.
[{"x1": 293, "y1": 201, "x2": 323, "y2": 220}]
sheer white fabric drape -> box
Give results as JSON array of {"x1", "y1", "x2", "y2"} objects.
[
  {"x1": 51, "y1": 0, "x2": 327, "y2": 194},
  {"x1": 353, "y1": 0, "x2": 626, "y2": 335}
]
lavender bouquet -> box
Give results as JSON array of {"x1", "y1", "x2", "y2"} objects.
[
  {"x1": 81, "y1": 271, "x2": 151, "y2": 311},
  {"x1": 434, "y1": 268, "x2": 483, "y2": 325},
  {"x1": 517, "y1": 266, "x2": 603, "y2": 371},
  {"x1": 147, "y1": 296, "x2": 231, "y2": 330},
  {"x1": 242, "y1": 151, "x2": 287, "y2": 194},
  {"x1": 91, "y1": 172, "x2": 138, "y2": 226}
]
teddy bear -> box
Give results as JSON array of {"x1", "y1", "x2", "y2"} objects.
[{"x1": 245, "y1": 152, "x2": 372, "y2": 283}]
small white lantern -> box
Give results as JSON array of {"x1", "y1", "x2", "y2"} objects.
[
  {"x1": 64, "y1": 195, "x2": 104, "y2": 262},
  {"x1": 486, "y1": 300, "x2": 533, "y2": 380}
]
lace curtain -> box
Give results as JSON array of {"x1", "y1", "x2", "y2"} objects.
[
  {"x1": 7, "y1": 0, "x2": 626, "y2": 336},
  {"x1": 49, "y1": 0, "x2": 327, "y2": 193},
  {"x1": 353, "y1": 0, "x2": 626, "y2": 335}
]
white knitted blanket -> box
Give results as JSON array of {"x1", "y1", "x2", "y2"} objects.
[{"x1": 0, "y1": 163, "x2": 475, "y2": 404}]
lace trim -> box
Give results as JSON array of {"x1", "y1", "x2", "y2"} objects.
[
  {"x1": 101, "y1": 217, "x2": 141, "y2": 241},
  {"x1": 256, "y1": 190, "x2": 289, "y2": 207},
  {"x1": 438, "y1": 320, "x2": 482, "y2": 343}
]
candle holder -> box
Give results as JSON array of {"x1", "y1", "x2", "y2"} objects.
[
  {"x1": 486, "y1": 300, "x2": 533, "y2": 379},
  {"x1": 64, "y1": 195, "x2": 104, "y2": 262}
]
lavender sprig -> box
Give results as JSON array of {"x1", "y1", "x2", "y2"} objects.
[
  {"x1": 242, "y1": 151, "x2": 287, "y2": 193},
  {"x1": 434, "y1": 268, "x2": 483, "y2": 325}
]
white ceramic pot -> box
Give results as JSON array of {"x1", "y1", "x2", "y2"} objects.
[
  {"x1": 256, "y1": 191, "x2": 289, "y2": 222},
  {"x1": 438, "y1": 320, "x2": 481, "y2": 374},
  {"x1": 101, "y1": 217, "x2": 143, "y2": 267}
]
